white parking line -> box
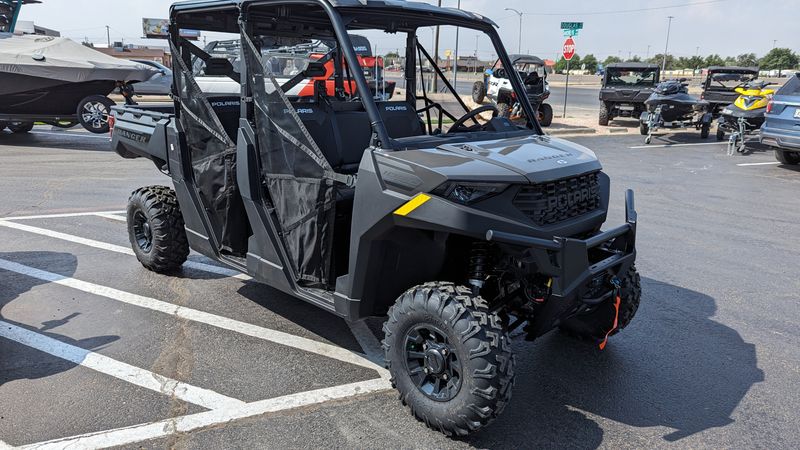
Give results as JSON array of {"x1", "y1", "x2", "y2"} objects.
[
  {"x1": 0, "y1": 320, "x2": 245, "y2": 410},
  {"x1": 94, "y1": 212, "x2": 127, "y2": 222},
  {"x1": 629, "y1": 142, "x2": 726, "y2": 149},
  {"x1": 0, "y1": 220, "x2": 249, "y2": 280},
  {"x1": 736, "y1": 161, "x2": 781, "y2": 166},
  {"x1": 30, "y1": 130, "x2": 109, "y2": 140},
  {"x1": 0, "y1": 258, "x2": 386, "y2": 375},
  {"x1": 19, "y1": 377, "x2": 390, "y2": 450},
  {"x1": 0, "y1": 210, "x2": 125, "y2": 221}
]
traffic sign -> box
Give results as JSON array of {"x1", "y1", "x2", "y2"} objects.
[
  {"x1": 560, "y1": 22, "x2": 583, "y2": 30},
  {"x1": 562, "y1": 37, "x2": 576, "y2": 61}
]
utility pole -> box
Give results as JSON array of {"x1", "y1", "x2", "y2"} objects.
[
  {"x1": 474, "y1": 34, "x2": 479, "y2": 73},
  {"x1": 646, "y1": 44, "x2": 651, "y2": 59},
  {"x1": 452, "y1": 0, "x2": 461, "y2": 91},
  {"x1": 432, "y1": 0, "x2": 442, "y2": 92},
  {"x1": 106, "y1": 25, "x2": 111, "y2": 47},
  {"x1": 772, "y1": 39, "x2": 777, "y2": 49},
  {"x1": 662, "y1": 16, "x2": 674, "y2": 73},
  {"x1": 505, "y1": 8, "x2": 523, "y2": 54}
]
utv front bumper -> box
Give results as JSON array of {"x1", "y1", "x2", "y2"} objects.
[{"x1": 486, "y1": 189, "x2": 637, "y2": 310}]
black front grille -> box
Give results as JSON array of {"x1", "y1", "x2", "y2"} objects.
[{"x1": 513, "y1": 172, "x2": 601, "y2": 226}]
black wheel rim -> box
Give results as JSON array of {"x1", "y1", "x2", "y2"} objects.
[
  {"x1": 404, "y1": 324, "x2": 462, "y2": 402},
  {"x1": 132, "y1": 210, "x2": 153, "y2": 252}
]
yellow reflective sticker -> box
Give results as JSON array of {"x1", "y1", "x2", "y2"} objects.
[{"x1": 393, "y1": 193, "x2": 431, "y2": 216}]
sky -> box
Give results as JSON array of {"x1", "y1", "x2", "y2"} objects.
[{"x1": 19, "y1": 0, "x2": 799, "y2": 61}]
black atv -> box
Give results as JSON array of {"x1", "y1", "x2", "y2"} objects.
[
  {"x1": 111, "y1": 0, "x2": 640, "y2": 437},
  {"x1": 599, "y1": 62, "x2": 660, "y2": 126}
]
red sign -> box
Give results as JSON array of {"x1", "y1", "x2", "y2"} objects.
[{"x1": 562, "y1": 37, "x2": 576, "y2": 61}]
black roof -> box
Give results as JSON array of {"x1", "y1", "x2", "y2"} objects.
[
  {"x1": 509, "y1": 54, "x2": 544, "y2": 65},
  {"x1": 606, "y1": 62, "x2": 659, "y2": 69},
  {"x1": 707, "y1": 66, "x2": 759, "y2": 74},
  {"x1": 170, "y1": 0, "x2": 496, "y2": 26}
]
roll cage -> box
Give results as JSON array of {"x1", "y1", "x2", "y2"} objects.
[{"x1": 168, "y1": 0, "x2": 542, "y2": 150}]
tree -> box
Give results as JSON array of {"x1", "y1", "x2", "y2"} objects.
[
  {"x1": 760, "y1": 48, "x2": 799, "y2": 76},
  {"x1": 629, "y1": 55, "x2": 642, "y2": 62},
  {"x1": 649, "y1": 54, "x2": 675, "y2": 70},
  {"x1": 704, "y1": 54, "x2": 726, "y2": 67},
  {"x1": 555, "y1": 54, "x2": 580, "y2": 73},
  {"x1": 582, "y1": 54, "x2": 599, "y2": 73},
  {"x1": 603, "y1": 55, "x2": 622, "y2": 66},
  {"x1": 736, "y1": 53, "x2": 758, "y2": 67}
]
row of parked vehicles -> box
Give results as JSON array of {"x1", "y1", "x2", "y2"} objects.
[{"x1": 598, "y1": 63, "x2": 800, "y2": 164}]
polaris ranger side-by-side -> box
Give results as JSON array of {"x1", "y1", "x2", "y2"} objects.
[
  {"x1": 111, "y1": 0, "x2": 641, "y2": 436},
  {"x1": 599, "y1": 62, "x2": 660, "y2": 126}
]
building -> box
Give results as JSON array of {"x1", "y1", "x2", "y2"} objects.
[
  {"x1": 94, "y1": 44, "x2": 171, "y2": 68},
  {"x1": 12, "y1": 19, "x2": 59, "y2": 36}
]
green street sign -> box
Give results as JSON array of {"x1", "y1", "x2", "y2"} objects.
[{"x1": 560, "y1": 22, "x2": 584, "y2": 30}]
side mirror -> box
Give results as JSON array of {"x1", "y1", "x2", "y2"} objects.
[
  {"x1": 159, "y1": 69, "x2": 167, "y2": 75},
  {"x1": 304, "y1": 62, "x2": 327, "y2": 78}
]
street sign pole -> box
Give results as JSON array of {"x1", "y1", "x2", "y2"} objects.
[{"x1": 563, "y1": 58, "x2": 570, "y2": 118}]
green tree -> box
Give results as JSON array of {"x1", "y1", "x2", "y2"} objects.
[
  {"x1": 582, "y1": 54, "x2": 599, "y2": 73},
  {"x1": 649, "y1": 54, "x2": 675, "y2": 70},
  {"x1": 629, "y1": 55, "x2": 642, "y2": 62},
  {"x1": 555, "y1": 54, "x2": 581, "y2": 73},
  {"x1": 760, "y1": 48, "x2": 799, "y2": 76},
  {"x1": 736, "y1": 53, "x2": 758, "y2": 67},
  {"x1": 704, "y1": 54, "x2": 726, "y2": 67},
  {"x1": 603, "y1": 55, "x2": 622, "y2": 66}
]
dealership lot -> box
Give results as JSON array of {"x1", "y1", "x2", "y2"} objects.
[{"x1": 1, "y1": 127, "x2": 799, "y2": 448}]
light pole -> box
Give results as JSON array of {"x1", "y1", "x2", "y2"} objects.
[
  {"x1": 646, "y1": 44, "x2": 651, "y2": 60},
  {"x1": 662, "y1": 16, "x2": 674, "y2": 73},
  {"x1": 773, "y1": 39, "x2": 777, "y2": 49},
  {"x1": 505, "y1": 8, "x2": 523, "y2": 54},
  {"x1": 432, "y1": 0, "x2": 442, "y2": 92},
  {"x1": 452, "y1": 0, "x2": 461, "y2": 91}
]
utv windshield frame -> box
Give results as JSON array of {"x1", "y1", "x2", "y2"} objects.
[{"x1": 170, "y1": 0, "x2": 542, "y2": 151}]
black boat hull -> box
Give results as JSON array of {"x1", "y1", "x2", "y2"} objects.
[{"x1": 0, "y1": 74, "x2": 116, "y2": 115}]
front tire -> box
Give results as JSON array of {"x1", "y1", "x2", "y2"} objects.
[
  {"x1": 560, "y1": 266, "x2": 641, "y2": 341},
  {"x1": 775, "y1": 149, "x2": 800, "y2": 165},
  {"x1": 382, "y1": 282, "x2": 515, "y2": 436},
  {"x1": 77, "y1": 95, "x2": 115, "y2": 134},
  {"x1": 700, "y1": 121, "x2": 710, "y2": 139},
  {"x1": 127, "y1": 186, "x2": 189, "y2": 273},
  {"x1": 716, "y1": 128, "x2": 725, "y2": 141}
]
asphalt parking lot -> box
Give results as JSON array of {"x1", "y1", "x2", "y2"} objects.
[{"x1": 1, "y1": 126, "x2": 799, "y2": 449}]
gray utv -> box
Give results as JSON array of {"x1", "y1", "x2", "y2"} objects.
[
  {"x1": 599, "y1": 62, "x2": 660, "y2": 125},
  {"x1": 110, "y1": 0, "x2": 641, "y2": 437}
]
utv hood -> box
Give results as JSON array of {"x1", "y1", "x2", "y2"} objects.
[{"x1": 435, "y1": 135, "x2": 601, "y2": 183}]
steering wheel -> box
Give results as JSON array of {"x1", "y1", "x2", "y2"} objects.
[{"x1": 448, "y1": 105, "x2": 499, "y2": 133}]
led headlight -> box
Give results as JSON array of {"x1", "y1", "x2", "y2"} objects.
[{"x1": 432, "y1": 182, "x2": 509, "y2": 205}]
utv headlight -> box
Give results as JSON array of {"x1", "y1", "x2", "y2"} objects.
[{"x1": 432, "y1": 182, "x2": 509, "y2": 205}]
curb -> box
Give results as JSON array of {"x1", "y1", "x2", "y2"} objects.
[{"x1": 546, "y1": 127, "x2": 596, "y2": 136}]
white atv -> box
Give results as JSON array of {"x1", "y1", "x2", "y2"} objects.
[{"x1": 472, "y1": 54, "x2": 553, "y2": 126}]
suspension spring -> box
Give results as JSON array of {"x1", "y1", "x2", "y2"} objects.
[{"x1": 468, "y1": 241, "x2": 489, "y2": 289}]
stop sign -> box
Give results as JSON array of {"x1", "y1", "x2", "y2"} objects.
[{"x1": 562, "y1": 37, "x2": 576, "y2": 61}]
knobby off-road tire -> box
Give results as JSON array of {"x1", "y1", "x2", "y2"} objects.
[
  {"x1": 639, "y1": 121, "x2": 649, "y2": 136},
  {"x1": 127, "y1": 186, "x2": 189, "y2": 273},
  {"x1": 560, "y1": 266, "x2": 641, "y2": 341},
  {"x1": 598, "y1": 102, "x2": 610, "y2": 126},
  {"x1": 382, "y1": 282, "x2": 515, "y2": 436},
  {"x1": 716, "y1": 128, "x2": 725, "y2": 141},
  {"x1": 472, "y1": 81, "x2": 486, "y2": 104},
  {"x1": 700, "y1": 121, "x2": 710, "y2": 139},
  {"x1": 539, "y1": 103, "x2": 554, "y2": 127},
  {"x1": 775, "y1": 149, "x2": 800, "y2": 165}
]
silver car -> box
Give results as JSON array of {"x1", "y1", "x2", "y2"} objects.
[{"x1": 131, "y1": 60, "x2": 172, "y2": 96}]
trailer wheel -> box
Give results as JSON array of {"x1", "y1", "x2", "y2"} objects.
[
  {"x1": 77, "y1": 95, "x2": 115, "y2": 134},
  {"x1": 700, "y1": 121, "x2": 710, "y2": 139},
  {"x1": 598, "y1": 102, "x2": 610, "y2": 126},
  {"x1": 539, "y1": 103, "x2": 553, "y2": 127},
  {"x1": 382, "y1": 282, "x2": 515, "y2": 436},
  {"x1": 639, "y1": 121, "x2": 649, "y2": 136},
  {"x1": 472, "y1": 81, "x2": 486, "y2": 104},
  {"x1": 7, "y1": 122, "x2": 34, "y2": 133},
  {"x1": 775, "y1": 149, "x2": 800, "y2": 165},
  {"x1": 560, "y1": 266, "x2": 641, "y2": 342},
  {"x1": 127, "y1": 186, "x2": 189, "y2": 273},
  {"x1": 716, "y1": 128, "x2": 725, "y2": 141}
]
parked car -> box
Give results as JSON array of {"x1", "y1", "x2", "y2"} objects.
[
  {"x1": 131, "y1": 60, "x2": 172, "y2": 96},
  {"x1": 760, "y1": 72, "x2": 800, "y2": 164}
]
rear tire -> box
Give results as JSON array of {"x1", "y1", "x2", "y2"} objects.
[
  {"x1": 775, "y1": 149, "x2": 800, "y2": 165},
  {"x1": 639, "y1": 121, "x2": 649, "y2": 136},
  {"x1": 539, "y1": 103, "x2": 553, "y2": 127},
  {"x1": 700, "y1": 121, "x2": 710, "y2": 139},
  {"x1": 496, "y1": 102, "x2": 511, "y2": 119},
  {"x1": 77, "y1": 95, "x2": 115, "y2": 134},
  {"x1": 716, "y1": 128, "x2": 725, "y2": 141},
  {"x1": 472, "y1": 82, "x2": 486, "y2": 104},
  {"x1": 127, "y1": 186, "x2": 189, "y2": 273},
  {"x1": 383, "y1": 282, "x2": 515, "y2": 436},
  {"x1": 7, "y1": 121, "x2": 34, "y2": 133},
  {"x1": 560, "y1": 266, "x2": 642, "y2": 341},
  {"x1": 598, "y1": 102, "x2": 610, "y2": 126}
]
